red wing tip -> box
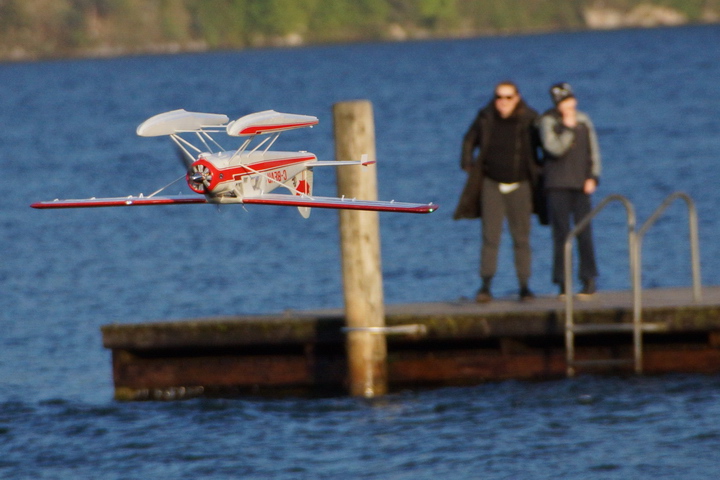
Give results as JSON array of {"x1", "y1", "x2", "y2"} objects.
[
  {"x1": 31, "y1": 201, "x2": 68, "y2": 209},
  {"x1": 410, "y1": 203, "x2": 438, "y2": 214}
]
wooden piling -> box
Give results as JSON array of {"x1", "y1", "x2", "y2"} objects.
[{"x1": 332, "y1": 100, "x2": 388, "y2": 397}]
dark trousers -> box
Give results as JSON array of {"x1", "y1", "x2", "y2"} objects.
[
  {"x1": 547, "y1": 189, "x2": 598, "y2": 285},
  {"x1": 480, "y1": 178, "x2": 532, "y2": 285}
]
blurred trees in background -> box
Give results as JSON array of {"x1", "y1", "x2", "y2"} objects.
[{"x1": 0, "y1": 0, "x2": 717, "y2": 60}]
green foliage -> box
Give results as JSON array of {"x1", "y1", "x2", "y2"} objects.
[
  {"x1": 0, "y1": 0, "x2": 718, "y2": 60},
  {"x1": 656, "y1": 0, "x2": 719, "y2": 19},
  {"x1": 417, "y1": 0, "x2": 460, "y2": 29},
  {"x1": 188, "y1": 0, "x2": 251, "y2": 47},
  {"x1": 159, "y1": 0, "x2": 191, "y2": 41},
  {"x1": 306, "y1": 0, "x2": 391, "y2": 40},
  {"x1": 0, "y1": 0, "x2": 28, "y2": 28},
  {"x1": 246, "y1": 0, "x2": 316, "y2": 36}
]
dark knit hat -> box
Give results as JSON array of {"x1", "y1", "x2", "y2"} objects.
[{"x1": 550, "y1": 82, "x2": 574, "y2": 105}]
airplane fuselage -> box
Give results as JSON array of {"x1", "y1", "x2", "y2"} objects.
[{"x1": 187, "y1": 150, "x2": 316, "y2": 197}]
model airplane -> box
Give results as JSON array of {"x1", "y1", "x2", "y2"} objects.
[{"x1": 31, "y1": 109, "x2": 438, "y2": 217}]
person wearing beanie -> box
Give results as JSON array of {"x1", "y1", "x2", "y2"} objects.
[
  {"x1": 455, "y1": 81, "x2": 545, "y2": 303},
  {"x1": 537, "y1": 82, "x2": 601, "y2": 297}
]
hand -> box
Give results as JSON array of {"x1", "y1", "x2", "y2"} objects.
[
  {"x1": 584, "y1": 178, "x2": 597, "y2": 194},
  {"x1": 561, "y1": 110, "x2": 577, "y2": 128},
  {"x1": 558, "y1": 97, "x2": 578, "y2": 128}
]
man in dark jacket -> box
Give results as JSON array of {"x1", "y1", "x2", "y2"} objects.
[
  {"x1": 454, "y1": 81, "x2": 541, "y2": 302},
  {"x1": 537, "y1": 82, "x2": 601, "y2": 297}
]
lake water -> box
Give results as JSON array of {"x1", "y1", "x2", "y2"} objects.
[{"x1": 1, "y1": 25, "x2": 720, "y2": 478}]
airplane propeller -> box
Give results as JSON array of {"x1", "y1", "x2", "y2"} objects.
[
  {"x1": 174, "y1": 145, "x2": 214, "y2": 196},
  {"x1": 189, "y1": 164, "x2": 213, "y2": 192}
]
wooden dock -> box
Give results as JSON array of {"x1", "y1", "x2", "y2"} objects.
[{"x1": 102, "y1": 286, "x2": 720, "y2": 400}]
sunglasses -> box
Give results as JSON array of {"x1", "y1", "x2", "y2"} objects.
[{"x1": 495, "y1": 94, "x2": 517, "y2": 100}]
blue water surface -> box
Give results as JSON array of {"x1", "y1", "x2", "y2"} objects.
[{"x1": 1, "y1": 25, "x2": 720, "y2": 479}]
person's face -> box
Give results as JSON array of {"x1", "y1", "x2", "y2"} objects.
[
  {"x1": 494, "y1": 85, "x2": 520, "y2": 118},
  {"x1": 557, "y1": 96, "x2": 577, "y2": 115}
]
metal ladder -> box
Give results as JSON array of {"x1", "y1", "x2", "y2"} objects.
[{"x1": 564, "y1": 192, "x2": 702, "y2": 377}]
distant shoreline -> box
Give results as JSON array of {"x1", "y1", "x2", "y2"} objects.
[
  {"x1": 2, "y1": 0, "x2": 718, "y2": 63},
  {"x1": 2, "y1": 21, "x2": 717, "y2": 64}
]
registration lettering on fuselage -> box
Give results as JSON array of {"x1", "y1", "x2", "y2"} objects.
[{"x1": 266, "y1": 169, "x2": 288, "y2": 184}]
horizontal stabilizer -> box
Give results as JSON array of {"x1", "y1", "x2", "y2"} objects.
[
  {"x1": 307, "y1": 154, "x2": 375, "y2": 167},
  {"x1": 306, "y1": 160, "x2": 377, "y2": 167},
  {"x1": 31, "y1": 195, "x2": 208, "y2": 209}
]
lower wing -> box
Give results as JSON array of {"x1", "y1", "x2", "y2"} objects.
[
  {"x1": 31, "y1": 193, "x2": 437, "y2": 214},
  {"x1": 242, "y1": 194, "x2": 437, "y2": 214},
  {"x1": 31, "y1": 195, "x2": 208, "y2": 209}
]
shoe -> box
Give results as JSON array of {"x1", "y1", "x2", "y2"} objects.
[
  {"x1": 475, "y1": 277, "x2": 492, "y2": 303},
  {"x1": 557, "y1": 284, "x2": 566, "y2": 300},
  {"x1": 475, "y1": 288, "x2": 492, "y2": 303},
  {"x1": 519, "y1": 286, "x2": 535, "y2": 301},
  {"x1": 578, "y1": 278, "x2": 596, "y2": 298}
]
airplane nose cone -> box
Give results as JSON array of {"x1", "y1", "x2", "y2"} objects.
[{"x1": 187, "y1": 163, "x2": 214, "y2": 193}]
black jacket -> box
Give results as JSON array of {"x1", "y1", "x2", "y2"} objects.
[{"x1": 454, "y1": 99, "x2": 546, "y2": 223}]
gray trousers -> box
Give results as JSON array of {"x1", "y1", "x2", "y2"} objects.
[
  {"x1": 547, "y1": 189, "x2": 598, "y2": 285},
  {"x1": 480, "y1": 177, "x2": 532, "y2": 285}
]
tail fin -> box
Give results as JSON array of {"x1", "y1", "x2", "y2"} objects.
[{"x1": 293, "y1": 168, "x2": 313, "y2": 218}]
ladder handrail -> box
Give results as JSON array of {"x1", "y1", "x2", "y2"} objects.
[
  {"x1": 636, "y1": 192, "x2": 702, "y2": 302},
  {"x1": 563, "y1": 194, "x2": 638, "y2": 377},
  {"x1": 563, "y1": 191, "x2": 701, "y2": 377}
]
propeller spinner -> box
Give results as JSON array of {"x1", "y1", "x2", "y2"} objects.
[{"x1": 187, "y1": 163, "x2": 214, "y2": 194}]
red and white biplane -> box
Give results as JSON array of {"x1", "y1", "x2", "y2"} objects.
[{"x1": 31, "y1": 109, "x2": 438, "y2": 217}]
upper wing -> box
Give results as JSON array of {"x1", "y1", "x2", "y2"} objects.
[
  {"x1": 31, "y1": 195, "x2": 208, "y2": 209},
  {"x1": 226, "y1": 110, "x2": 318, "y2": 136},
  {"x1": 136, "y1": 110, "x2": 230, "y2": 137},
  {"x1": 242, "y1": 194, "x2": 438, "y2": 214}
]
